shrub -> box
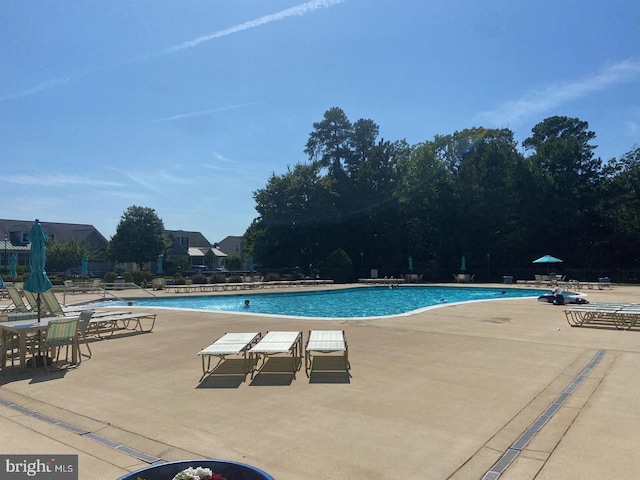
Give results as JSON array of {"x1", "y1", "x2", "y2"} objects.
[
  {"x1": 132, "y1": 270, "x2": 156, "y2": 286},
  {"x1": 104, "y1": 272, "x2": 117, "y2": 283},
  {"x1": 191, "y1": 274, "x2": 208, "y2": 284},
  {"x1": 265, "y1": 272, "x2": 281, "y2": 282},
  {"x1": 208, "y1": 273, "x2": 226, "y2": 284}
]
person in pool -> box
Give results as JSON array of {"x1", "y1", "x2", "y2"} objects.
[{"x1": 244, "y1": 299, "x2": 250, "y2": 307}]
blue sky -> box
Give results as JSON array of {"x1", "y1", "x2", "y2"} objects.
[{"x1": 1, "y1": 0, "x2": 639, "y2": 245}]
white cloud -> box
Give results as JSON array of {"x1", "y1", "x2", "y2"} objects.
[
  {"x1": 624, "y1": 120, "x2": 639, "y2": 136},
  {"x1": 477, "y1": 59, "x2": 640, "y2": 126}
]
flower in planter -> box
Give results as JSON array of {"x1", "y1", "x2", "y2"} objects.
[{"x1": 137, "y1": 466, "x2": 228, "y2": 480}]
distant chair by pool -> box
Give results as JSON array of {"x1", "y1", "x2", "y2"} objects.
[{"x1": 454, "y1": 273, "x2": 474, "y2": 283}]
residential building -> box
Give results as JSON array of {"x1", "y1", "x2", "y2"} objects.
[
  {"x1": 164, "y1": 230, "x2": 227, "y2": 271},
  {"x1": 0, "y1": 218, "x2": 108, "y2": 272},
  {"x1": 218, "y1": 235, "x2": 244, "y2": 259}
]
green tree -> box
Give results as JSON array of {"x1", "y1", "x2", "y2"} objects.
[
  {"x1": 396, "y1": 140, "x2": 452, "y2": 277},
  {"x1": 522, "y1": 116, "x2": 603, "y2": 264},
  {"x1": 46, "y1": 239, "x2": 91, "y2": 273},
  {"x1": 226, "y1": 255, "x2": 243, "y2": 270},
  {"x1": 601, "y1": 146, "x2": 640, "y2": 267},
  {"x1": 107, "y1": 206, "x2": 166, "y2": 269},
  {"x1": 248, "y1": 107, "x2": 640, "y2": 280},
  {"x1": 251, "y1": 162, "x2": 338, "y2": 268},
  {"x1": 446, "y1": 128, "x2": 528, "y2": 275},
  {"x1": 322, "y1": 248, "x2": 353, "y2": 283},
  {"x1": 304, "y1": 107, "x2": 353, "y2": 178}
]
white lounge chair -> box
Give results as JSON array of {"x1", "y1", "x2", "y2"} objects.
[
  {"x1": 249, "y1": 331, "x2": 303, "y2": 379},
  {"x1": 88, "y1": 312, "x2": 157, "y2": 336},
  {"x1": 564, "y1": 303, "x2": 632, "y2": 329},
  {"x1": 197, "y1": 332, "x2": 261, "y2": 381},
  {"x1": 305, "y1": 330, "x2": 350, "y2": 377}
]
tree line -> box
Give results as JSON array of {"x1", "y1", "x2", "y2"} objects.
[{"x1": 245, "y1": 107, "x2": 640, "y2": 282}]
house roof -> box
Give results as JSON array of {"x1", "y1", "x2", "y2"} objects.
[
  {"x1": 164, "y1": 230, "x2": 227, "y2": 258},
  {"x1": 0, "y1": 218, "x2": 108, "y2": 248},
  {"x1": 164, "y1": 229, "x2": 212, "y2": 247},
  {"x1": 187, "y1": 246, "x2": 228, "y2": 258}
]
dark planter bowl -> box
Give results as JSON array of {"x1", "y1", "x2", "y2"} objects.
[{"x1": 117, "y1": 459, "x2": 275, "y2": 480}]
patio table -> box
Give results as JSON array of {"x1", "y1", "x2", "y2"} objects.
[{"x1": 0, "y1": 317, "x2": 78, "y2": 370}]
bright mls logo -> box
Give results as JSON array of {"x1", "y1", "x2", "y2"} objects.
[{"x1": 0, "y1": 455, "x2": 78, "y2": 479}]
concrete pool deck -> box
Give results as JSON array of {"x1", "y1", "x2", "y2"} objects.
[{"x1": 1, "y1": 283, "x2": 640, "y2": 479}]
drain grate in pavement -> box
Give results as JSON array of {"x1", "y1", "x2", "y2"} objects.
[
  {"x1": 481, "y1": 349, "x2": 606, "y2": 480},
  {"x1": 0, "y1": 398, "x2": 161, "y2": 464}
]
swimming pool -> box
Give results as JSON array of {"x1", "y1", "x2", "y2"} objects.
[{"x1": 91, "y1": 286, "x2": 546, "y2": 319}]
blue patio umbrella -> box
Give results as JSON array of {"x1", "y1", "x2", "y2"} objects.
[
  {"x1": 157, "y1": 255, "x2": 163, "y2": 275},
  {"x1": 532, "y1": 254, "x2": 563, "y2": 274},
  {"x1": 532, "y1": 254, "x2": 563, "y2": 264},
  {"x1": 23, "y1": 220, "x2": 53, "y2": 323},
  {"x1": 81, "y1": 255, "x2": 88, "y2": 276},
  {"x1": 9, "y1": 253, "x2": 17, "y2": 276},
  {"x1": 408, "y1": 256, "x2": 413, "y2": 272},
  {"x1": 461, "y1": 256, "x2": 466, "y2": 272},
  {"x1": 0, "y1": 274, "x2": 4, "y2": 289}
]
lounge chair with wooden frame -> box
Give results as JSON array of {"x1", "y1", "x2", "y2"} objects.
[
  {"x1": 305, "y1": 330, "x2": 350, "y2": 377},
  {"x1": 197, "y1": 332, "x2": 262, "y2": 381}
]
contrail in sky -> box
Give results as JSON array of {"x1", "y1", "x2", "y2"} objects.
[
  {"x1": 153, "y1": 100, "x2": 272, "y2": 122},
  {"x1": 0, "y1": 0, "x2": 345, "y2": 102},
  {"x1": 166, "y1": 0, "x2": 345, "y2": 53},
  {"x1": 0, "y1": 76, "x2": 74, "y2": 102}
]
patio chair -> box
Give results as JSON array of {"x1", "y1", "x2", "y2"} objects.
[
  {"x1": 0, "y1": 316, "x2": 19, "y2": 367},
  {"x1": 40, "y1": 316, "x2": 79, "y2": 370},
  {"x1": 6, "y1": 286, "x2": 30, "y2": 313},
  {"x1": 37, "y1": 291, "x2": 64, "y2": 316},
  {"x1": 38, "y1": 291, "x2": 120, "y2": 319},
  {"x1": 77, "y1": 310, "x2": 95, "y2": 360},
  {"x1": 22, "y1": 290, "x2": 53, "y2": 317},
  {"x1": 197, "y1": 332, "x2": 262, "y2": 381},
  {"x1": 305, "y1": 330, "x2": 350, "y2": 377}
]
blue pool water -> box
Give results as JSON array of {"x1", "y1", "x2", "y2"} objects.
[{"x1": 91, "y1": 286, "x2": 545, "y2": 319}]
